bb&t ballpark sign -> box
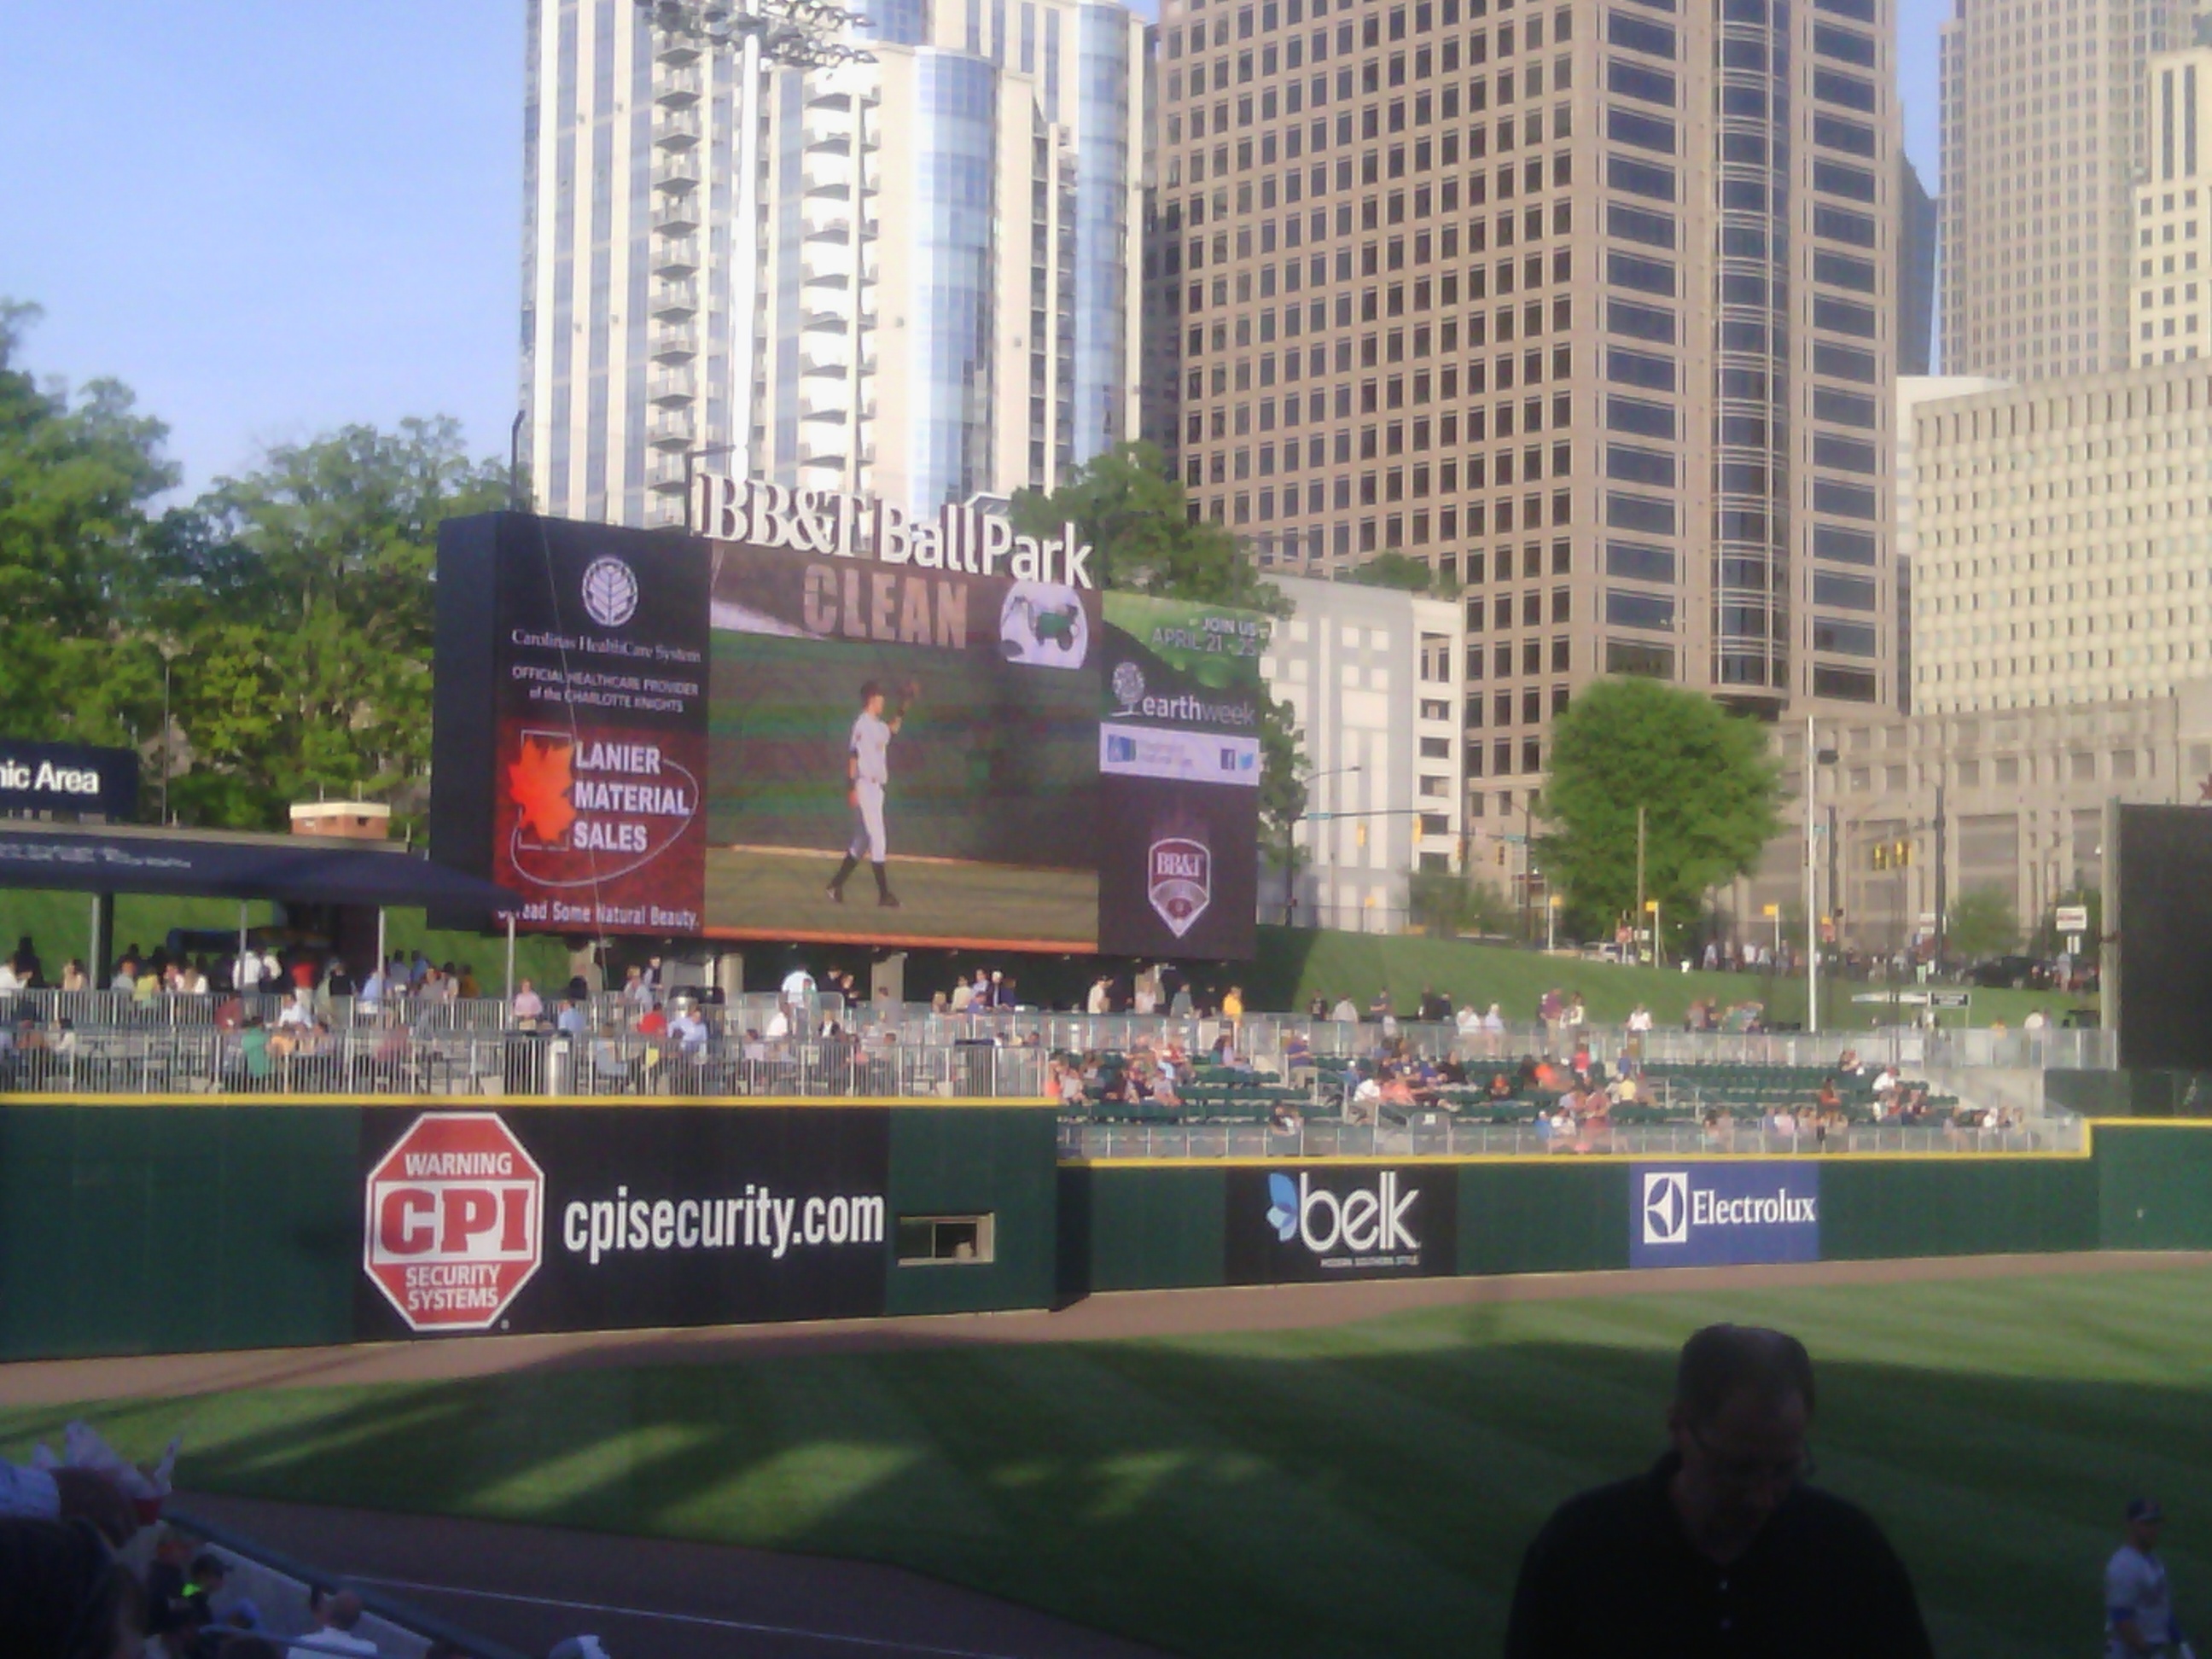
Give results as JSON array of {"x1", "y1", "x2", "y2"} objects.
[{"x1": 693, "y1": 474, "x2": 1096, "y2": 588}]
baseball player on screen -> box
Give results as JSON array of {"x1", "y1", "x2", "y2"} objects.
[{"x1": 827, "y1": 677, "x2": 917, "y2": 908}]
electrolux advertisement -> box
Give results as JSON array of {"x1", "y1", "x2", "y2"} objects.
[
  {"x1": 1225, "y1": 1164, "x2": 1458, "y2": 1284},
  {"x1": 356, "y1": 1106, "x2": 894, "y2": 1339},
  {"x1": 1628, "y1": 1163, "x2": 1821, "y2": 1269}
]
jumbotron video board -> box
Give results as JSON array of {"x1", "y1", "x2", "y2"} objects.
[{"x1": 431, "y1": 498, "x2": 1266, "y2": 958}]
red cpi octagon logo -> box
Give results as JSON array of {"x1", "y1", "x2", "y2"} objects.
[{"x1": 364, "y1": 1113, "x2": 544, "y2": 1333}]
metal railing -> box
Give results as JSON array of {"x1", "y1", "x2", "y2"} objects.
[
  {"x1": 1062, "y1": 1117, "x2": 2088, "y2": 1161},
  {"x1": 0, "y1": 1027, "x2": 1052, "y2": 1101}
]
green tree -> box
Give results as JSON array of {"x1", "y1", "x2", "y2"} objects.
[
  {"x1": 1407, "y1": 866, "x2": 1514, "y2": 936},
  {"x1": 154, "y1": 419, "x2": 508, "y2": 829},
  {"x1": 1259, "y1": 702, "x2": 1310, "y2": 915},
  {"x1": 0, "y1": 301, "x2": 173, "y2": 756},
  {"x1": 1010, "y1": 441, "x2": 1286, "y2": 613},
  {"x1": 1947, "y1": 884, "x2": 2021, "y2": 962},
  {"x1": 1344, "y1": 550, "x2": 1437, "y2": 592},
  {"x1": 1534, "y1": 677, "x2": 1783, "y2": 942}
]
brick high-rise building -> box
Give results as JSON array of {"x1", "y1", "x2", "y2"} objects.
[
  {"x1": 1147, "y1": 0, "x2": 1902, "y2": 819},
  {"x1": 1939, "y1": 0, "x2": 2189, "y2": 381}
]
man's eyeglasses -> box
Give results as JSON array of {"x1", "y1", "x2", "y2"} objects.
[{"x1": 1689, "y1": 1424, "x2": 1816, "y2": 1489}]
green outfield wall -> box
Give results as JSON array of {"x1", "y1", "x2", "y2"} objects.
[{"x1": 2, "y1": 1106, "x2": 2209, "y2": 1361}]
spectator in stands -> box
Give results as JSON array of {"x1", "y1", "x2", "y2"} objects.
[
  {"x1": 556, "y1": 998, "x2": 587, "y2": 1038},
  {"x1": 58, "y1": 959, "x2": 87, "y2": 993},
  {"x1": 1169, "y1": 980, "x2": 1195, "y2": 1018},
  {"x1": 0, "y1": 1516, "x2": 144, "y2": 1659},
  {"x1": 512, "y1": 979, "x2": 544, "y2": 1027},
  {"x1": 1539, "y1": 987, "x2": 1563, "y2": 1045},
  {"x1": 170, "y1": 1551, "x2": 229, "y2": 1655},
  {"x1": 1456, "y1": 1000, "x2": 1481, "y2": 1038},
  {"x1": 671, "y1": 1002, "x2": 709, "y2": 1055},
  {"x1": 1307, "y1": 992, "x2": 1330, "y2": 1020},
  {"x1": 9, "y1": 936, "x2": 41, "y2": 987},
  {"x1": 1419, "y1": 985, "x2": 1452, "y2": 1024},
  {"x1": 1507, "y1": 1324, "x2": 1931, "y2": 1656},
  {"x1": 288, "y1": 1588, "x2": 378, "y2": 1656},
  {"x1": 1817, "y1": 1079, "x2": 1842, "y2": 1116},
  {"x1": 1330, "y1": 992, "x2": 1359, "y2": 1024},
  {"x1": 358, "y1": 962, "x2": 387, "y2": 1012},
  {"x1": 1087, "y1": 975, "x2": 1112, "y2": 1016}
]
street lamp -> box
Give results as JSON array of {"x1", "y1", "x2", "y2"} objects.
[{"x1": 1290, "y1": 764, "x2": 1361, "y2": 926}]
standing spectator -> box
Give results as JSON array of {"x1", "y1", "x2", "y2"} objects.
[
  {"x1": 1539, "y1": 987, "x2": 1563, "y2": 1047},
  {"x1": 950, "y1": 975, "x2": 974, "y2": 1014},
  {"x1": 1330, "y1": 992, "x2": 1359, "y2": 1024},
  {"x1": 59, "y1": 959, "x2": 87, "y2": 993},
  {"x1": 237, "y1": 945, "x2": 266, "y2": 994},
  {"x1": 1366, "y1": 987, "x2": 1392, "y2": 1024},
  {"x1": 621, "y1": 966, "x2": 651, "y2": 1012},
  {"x1": 1419, "y1": 985, "x2": 1452, "y2": 1024},
  {"x1": 1506, "y1": 1324, "x2": 1932, "y2": 1656},
  {"x1": 1170, "y1": 979, "x2": 1195, "y2": 1017},
  {"x1": 512, "y1": 978, "x2": 545, "y2": 1026},
  {"x1": 1087, "y1": 975, "x2": 1112, "y2": 1016},
  {"x1": 10, "y1": 935, "x2": 42, "y2": 987},
  {"x1": 2104, "y1": 1499, "x2": 2189, "y2": 1659},
  {"x1": 1308, "y1": 992, "x2": 1330, "y2": 1021}
]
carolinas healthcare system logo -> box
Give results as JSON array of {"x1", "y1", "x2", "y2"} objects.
[
  {"x1": 1642, "y1": 1171, "x2": 1690, "y2": 1245},
  {"x1": 580, "y1": 556, "x2": 640, "y2": 628},
  {"x1": 1147, "y1": 835, "x2": 1211, "y2": 937}
]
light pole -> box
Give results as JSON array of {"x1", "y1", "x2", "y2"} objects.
[{"x1": 1295, "y1": 764, "x2": 1362, "y2": 926}]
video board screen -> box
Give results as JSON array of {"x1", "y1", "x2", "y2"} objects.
[{"x1": 433, "y1": 509, "x2": 1263, "y2": 958}]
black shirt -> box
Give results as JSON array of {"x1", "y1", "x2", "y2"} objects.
[{"x1": 1505, "y1": 1452, "x2": 1934, "y2": 1658}]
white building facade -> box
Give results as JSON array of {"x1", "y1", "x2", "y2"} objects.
[
  {"x1": 1259, "y1": 574, "x2": 1464, "y2": 932},
  {"x1": 521, "y1": 0, "x2": 1146, "y2": 529}
]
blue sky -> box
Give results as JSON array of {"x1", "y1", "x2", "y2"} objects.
[{"x1": 0, "y1": 0, "x2": 1945, "y2": 498}]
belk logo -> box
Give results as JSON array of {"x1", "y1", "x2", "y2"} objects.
[
  {"x1": 1266, "y1": 1170, "x2": 1420, "y2": 1255},
  {"x1": 1642, "y1": 1171, "x2": 1690, "y2": 1245},
  {"x1": 1147, "y1": 835, "x2": 1211, "y2": 938},
  {"x1": 364, "y1": 1113, "x2": 545, "y2": 1333},
  {"x1": 580, "y1": 556, "x2": 640, "y2": 628}
]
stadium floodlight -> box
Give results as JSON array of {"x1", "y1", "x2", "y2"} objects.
[{"x1": 638, "y1": 0, "x2": 877, "y2": 67}]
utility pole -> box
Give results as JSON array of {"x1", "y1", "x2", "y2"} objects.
[
  {"x1": 1932, "y1": 781, "x2": 1949, "y2": 967},
  {"x1": 1635, "y1": 803, "x2": 1647, "y2": 967},
  {"x1": 1805, "y1": 714, "x2": 1819, "y2": 1035}
]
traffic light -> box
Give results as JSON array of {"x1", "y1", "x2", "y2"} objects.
[
  {"x1": 1871, "y1": 842, "x2": 1889, "y2": 870},
  {"x1": 1894, "y1": 839, "x2": 1911, "y2": 867},
  {"x1": 1497, "y1": 842, "x2": 1506, "y2": 865}
]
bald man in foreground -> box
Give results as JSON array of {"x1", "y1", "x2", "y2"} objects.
[{"x1": 1505, "y1": 1324, "x2": 1933, "y2": 1657}]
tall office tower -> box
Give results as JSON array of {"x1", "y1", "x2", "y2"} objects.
[
  {"x1": 1939, "y1": 0, "x2": 2189, "y2": 381},
  {"x1": 2133, "y1": 45, "x2": 2212, "y2": 364},
  {"x1": 522, "y1": 0, "x2": 1145, "y2": 529},
  {"x1": 1899, "y1": 154, "x2": 1936, "y2": 376},
  {"x1": 1150, "y1": 0, "x2": 1901, "y2": 812}
]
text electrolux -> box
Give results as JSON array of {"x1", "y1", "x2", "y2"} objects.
[
  {"x1": 562, "y1": 1183, "x2": 887, "y2": 1264},
  {"x1": 1289, "y1": 1171, "x2": 1419, "y2": 1255},
  {"x1": 1690, "y1": 1189, "x2": 1819, "y2": 1226}
]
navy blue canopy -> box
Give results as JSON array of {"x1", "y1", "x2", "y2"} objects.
[{"x1": 0, "y1": 823, "x2": 520, "y2": 912}]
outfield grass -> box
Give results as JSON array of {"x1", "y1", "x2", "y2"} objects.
[
  {"x1": 1247, "y1": 925, "x2": 2093, "y2": 1033},
  {"x1": 9, "y1": 1266, "x2": 2205, "y2": 1657}
]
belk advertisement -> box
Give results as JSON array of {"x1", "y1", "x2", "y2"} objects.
[
  {"x1": 1225, "y1": 1164, "x2": 1458, "y2": 1283},
  {"x1": 357, "y1": 1106, "x2": 893, "y2": 1338},
  {"x1": 1628, "y1": 1162, "x2": 1821, "y2": 1269}
]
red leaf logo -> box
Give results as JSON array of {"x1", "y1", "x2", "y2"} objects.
[{"x1": 509, "y1": 736, "x2": 576, "y2": 845}]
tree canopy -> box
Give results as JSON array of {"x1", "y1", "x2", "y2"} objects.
[
  {"x1": 0, "y1": 300, "x2": 504, "y2": 830},
  {"x1": 1010, "y1": 441, "x2": 1288, "y2": 614},
  {"x1": 1343, "y1": 550, "x2": 1457, "y2": 596},
  {"x1": 1947, "y1": 884, "x2": 2021, "y2": 961},
  {"x1": 1534, "y1": 678, "x2": 1783, "y2": 943}
]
